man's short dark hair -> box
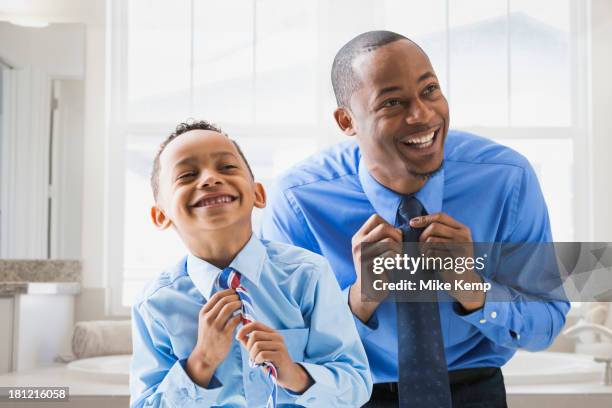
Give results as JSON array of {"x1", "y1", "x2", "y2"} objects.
[
  {"x1": 331, "y1": 30, "x2": 411, "y2": 108},
  {"x1": 151, "y1": 120, "x2": 254, "y2": 202}
]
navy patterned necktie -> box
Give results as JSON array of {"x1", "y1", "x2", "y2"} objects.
[{"x1": 396, "y1": 196, "x2": 451, "y2": 407}]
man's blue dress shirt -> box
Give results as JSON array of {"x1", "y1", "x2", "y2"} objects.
[
  {"x1": 130, "y1": 234, "x2": 372, "y2": 407},
  {"x1": 260, "y1": 130, "x2": 570, "y2": 384}
]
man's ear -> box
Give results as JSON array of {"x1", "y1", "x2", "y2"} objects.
[
  {"x1": 151, "y1": 205, "x2": 172, "y2": 230},
  {"x1": 333, "y1": 107, "x2": 357, "y2": 136},
  {"x1": 253, "y1": 182, "x2": 267, "y2": 209}
]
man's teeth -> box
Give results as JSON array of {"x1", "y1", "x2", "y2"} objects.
[
  {"x1": 201, "y1": 195, "x2": 234, "y2": 206},
  {"x1": 405, "y1": 131, "x2": 435, "y2": 145}
]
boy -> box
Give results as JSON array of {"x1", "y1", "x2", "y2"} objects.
[{"x1": 130, "y1": 120, "x2": 371, "y2": 407}]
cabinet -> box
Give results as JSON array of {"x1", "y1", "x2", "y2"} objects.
[{"x1": 0, "y1": 297, "x2": 14, "y2": 373}]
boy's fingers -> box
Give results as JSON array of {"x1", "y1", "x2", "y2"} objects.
[
  {"x1": 244, "y1": 330, "x2": 276, "y2": 351},
  {"x1": 248, "y1": 340, "x2": 279, "y2": 362},
  {"x1": 236, "y1": 322, "x2": 274, "y2": 343},
  {"x1": 201, "y1": 289, "x2": 236, "y2": 313},
  {"x1": 224, "y1": 315, "x2": 242, "y2": 333},
  {"x1": 214, "y1": 300, "x2": 243, "y2": 329},
  {"x1": 204, "y1": 293, "x2": 240, "y2": 321},
  {"x1": 254, "y1": 351, "x2": 277, "y2": 365}
]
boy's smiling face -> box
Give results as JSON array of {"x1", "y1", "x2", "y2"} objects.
[{"x1": 151, "y1": 130, "x2": 265, "y2": 241}]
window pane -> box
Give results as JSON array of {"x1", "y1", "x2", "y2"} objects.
[
  {"x1": 122, "y1": 133, "x2": 186, "y2": 305},
  {"x1": 255, "y1": 0, "x2": 318, "y2": 124},
  {"x1": 127, "y1": 0, "x2": 191, "y2": 123},
  {"x1": 510, "y1": 0, "x2": 571, "y2": 126},
  {"x1": 384, "y1": 0, "x2": 448, "y2": 95},
  {"x1": 449, "y1": 0, "x2": 508, "y2": 127},
  {"x1": 192, "y1": 2, "x2": 254, "y2": 124}
]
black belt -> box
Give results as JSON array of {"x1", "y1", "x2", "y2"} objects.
[{"x1": 373, "y1": 367, "x2": 500, "y2": 397}]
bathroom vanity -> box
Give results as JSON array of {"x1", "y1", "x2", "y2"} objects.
[{"x1": 0, "y1": 260, "x2": 81, "y2": 373}]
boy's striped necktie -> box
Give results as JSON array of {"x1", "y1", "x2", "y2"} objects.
[{"x1": 217, "y1": 267, "x2": 278, "y2": 408}]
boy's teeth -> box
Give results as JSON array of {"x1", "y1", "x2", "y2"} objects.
[
  {"x1": 202, "y1": 195, "x2": 233, "y2": 206},
  {"x1": 406, "y1": 131, "x2": 435, "y2": 144}
]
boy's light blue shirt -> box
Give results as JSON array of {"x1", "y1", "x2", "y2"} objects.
[{"x1": 130, "y1": 235, "x2": 371, "y2": 407}]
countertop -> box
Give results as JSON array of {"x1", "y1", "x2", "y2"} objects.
[{"x1": 0, "y1": 259, "x2": 81, "y2": 296}]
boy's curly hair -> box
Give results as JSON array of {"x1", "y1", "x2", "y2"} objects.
[{"x1": 150, "y1": 120, "x2": 254, "y2": 202}]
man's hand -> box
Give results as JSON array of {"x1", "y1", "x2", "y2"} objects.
[
  {"x1": 236, "y1": 322, "x2": 313, "y2": 394},
  {"x1": 185, "y1": 289, "x2": 243, "y2": 387},
  {"x1": 411, "y1": 212, "x2": 485, "y2": 311},
  {"x1": 349, "y1": 214, "x2": 402, "y2": 323}
]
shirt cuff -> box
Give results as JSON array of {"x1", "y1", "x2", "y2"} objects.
[
  {"x1": 288, "y1": 362, "x2": 343, "y2": 406},
  {"x1": 453, "y1": 278, "x2": 516, "y2": 343},
  {"x1": 156, "y1": 359, "x2": 223, "y2": 404},
  {"x1": 343, "y1": 286, "x2": 380, "y2": 339},
  {"x1": 455, "y1": 277, "x2": 512, "y2": 324}
]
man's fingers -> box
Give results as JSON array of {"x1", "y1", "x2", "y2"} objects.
[
  {"x1": 419, "y1": 222, "x2": 457, "y2": 242},
  {"x1": 363, "y1": 222, "x2": 402, "y2": 244},
  {"x1": 201, "y1": 289, "x2": 236, "y2": 314},
  {"x1": 354, "y1": 214, "x2": 388, "y2": 240},
  {"x1": 410, "y1": 212, "x2": 463, "y2": 229}
]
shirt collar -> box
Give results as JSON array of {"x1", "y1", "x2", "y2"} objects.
[
  {"x1": 358, "y1": 156, "x2": 445, "y2": 226},
  {"x1": 186, "y1": 234, "x2": 266, "y2": 300}
]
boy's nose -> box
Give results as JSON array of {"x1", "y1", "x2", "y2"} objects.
[{"x1": 198, "y1": 173, "x2": 223, "y2": 188}]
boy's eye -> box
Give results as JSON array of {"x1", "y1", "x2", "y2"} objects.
[
  {"x1": 177, "y1": 172, "x2": 196, "y2": 180},
  {"x1": 220, "y1": 164, "x2": 238, "y2": 171}
]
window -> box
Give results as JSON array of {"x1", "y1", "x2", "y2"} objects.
[{"x1": 109, "y1": 0, "x2": 590, "y2": 312}]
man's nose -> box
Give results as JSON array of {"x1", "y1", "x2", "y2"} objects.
[{"x1": 405, "y1": 99, "x2": 434, "y2": 125}]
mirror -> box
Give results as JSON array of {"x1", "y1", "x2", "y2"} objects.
[{"x1": 0, "y1": 21, "x2": 85, "y2": 259}]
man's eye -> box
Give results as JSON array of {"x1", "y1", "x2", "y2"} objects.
[
  {"x1": 382, "y1": 99, "x2": 401, "y2": 108},
  {"x1": 221, "y1": 164, "x2": 238, "y2": 170},
  {"x1": 423, "y1": 84, "x2": 440, "y2": 95}
]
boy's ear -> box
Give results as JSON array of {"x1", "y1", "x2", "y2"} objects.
[
  {"x1": 253, "y1": 182, "x2": 266, "y2": 209},
  {"x1": 151, "y1": 205, "x2": 172, "y2": 230},
  {"x1": 333, "y1": 107, "x2": 357, "y2": 136}
]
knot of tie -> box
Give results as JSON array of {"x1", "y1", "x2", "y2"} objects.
[{"x1": 398, "y1": 196, "x2": 426, "y2": 242}]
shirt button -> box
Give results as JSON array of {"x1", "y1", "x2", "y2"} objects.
[
  {"x1": 479, "y1": 318, "x2": 487, "y2": 324},
  {"x1": 490, "y1": 311, "x2": 498, "y2": 319},
  {"x1": 516, "y1": 333, "x2": 521, "y2": 340},
  {"x1": 249, "y1": 371, "x2": 256, "y2": 381}
]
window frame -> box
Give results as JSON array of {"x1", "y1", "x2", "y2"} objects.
[{"x1": 106, "y1": 0, "x2": 592, "y2": 316}]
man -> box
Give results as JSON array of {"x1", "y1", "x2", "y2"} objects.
[{"x1": 260, "y1": 31, "x2": 569, "y2": 407}]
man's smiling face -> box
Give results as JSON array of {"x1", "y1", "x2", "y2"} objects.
[
  {"x1": 153, "y1": 130, "x2": 264, "y2": 239},
  {"x1": 344, "y1": 39, "x2": 450, "y2": 192}
]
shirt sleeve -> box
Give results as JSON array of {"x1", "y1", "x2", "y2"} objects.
[
  {"x1": 288, "y1": 260, "x2": 372, "y2": 407},
  {"x1": 455, "y1": 162, "x2": 570, "y2": 351},
  {"x1": 129, "y1": 302, "x2": 223, "y2": 407},
  {"x1": 259, "y1": 183, "x2": 321, "y2": 254}
]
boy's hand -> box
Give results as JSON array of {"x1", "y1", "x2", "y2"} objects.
[
  {"x1": 185, "y1": 289, "x2": 242, "y2": 387},
  {"x1": 237, "y1": 322, "x2": 313, "y2": 394}
]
